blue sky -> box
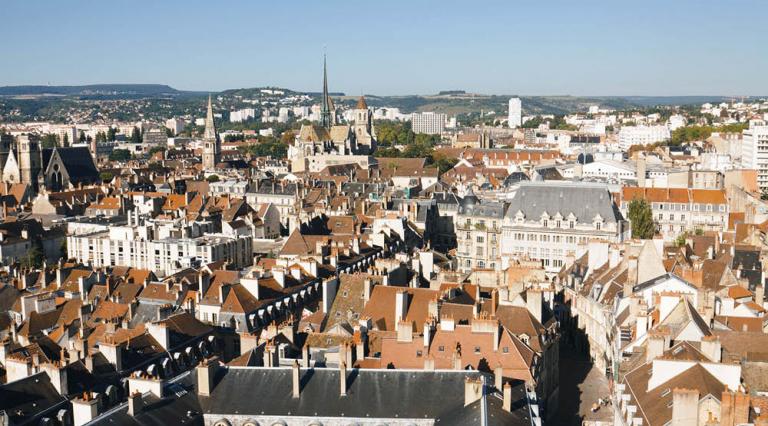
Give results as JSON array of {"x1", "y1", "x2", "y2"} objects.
[{"x1": 1, "y1": 0, "x2": 766, "y2": 96}]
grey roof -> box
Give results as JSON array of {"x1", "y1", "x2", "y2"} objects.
[
  {"x1": 459, "y1": 200, "x2": 506, "y2": 218},
  {"x1": 196, "y1": 367, "x2": 528, "y2": 423},
  {"x1": 0, "y1": 373, "x2": 67, "y2": 425},
  {"x1": 505, "y1": 182, "x2": 623, "y2": 223}
]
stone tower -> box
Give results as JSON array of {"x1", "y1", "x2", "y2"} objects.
[
  {"x1": 0, "y1": 133, "x2": 12, "y2": 177},
  {"x1": 202, "y1": 95, "x2": 221, "y2": 170},
  {"x1": 17, "y1": 134, "x2": 41, "y2": 191}
]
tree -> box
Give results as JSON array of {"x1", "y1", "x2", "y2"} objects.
[
  {"x1": 280, "y1": 130, "x2": 296, "y2": 145},
  {"x1": 41, "y1": 133, "x2": 59, "y2": 148},
  {"x1": 107, "y1": 127, "x2": 117, "y2": 141},
  {"x1": 206, "y1": 174, "x2": 220, "y2": 183},
  {"x1": 63, "y1": 133, "x2": 69, "y2": 146},
  {"x1": 79, "y1": 131, "x2": 86, "y2": 143},
  {"x1": 109, "y1": 149, "x2": 131, "y2": 162},
  {"x1": 21, "y1": 240, "x2": 44, "y2": 269},
  {"x1": 130, "y1": 127, "x2": 142, "y2": 144},
  {"x1": 99, "y1": 171, "x2": 114, "y2": 182},
  {"x1": 627, "y1": 198, "x2": 655, "y2": 239}
]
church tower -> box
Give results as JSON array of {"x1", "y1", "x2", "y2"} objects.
[
  {"x1": 320, "y1": 55, "x2": 336, "y2": 129},
  {"x1": 352, "y1": 96, "x2": 376, "y2": 153},
  {"x1": 0, "y1": 133, "x2": 12, "y2": 178},
  {"x1": 202, "y1": 95, "x2": 221, "y2": 170},
  {"x1": 18, "y1": 134, "x2": 41, "y2": 191}
]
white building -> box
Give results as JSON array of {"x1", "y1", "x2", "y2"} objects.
[
  {"x1": 742, "y1": 121, "x2": 768, "y2": 192},
  {"x1": 508, "y1": 97, "x2": 522, "y2": 128},
  {"x1": 411, "y1": 112, "x2": 446, "y2": 135},
  {"x1": 67, "y1": 221, "x2": 252, "y2": 277},
  {"x1": 230, "y1": 108, "x2": 257, "y2": 123},
  {"x1": 618, "y1": 125, "x2": 671, "y2": 150},
  {"x1": 165, "y1": 118, "x2": 186, "y2": 135}
]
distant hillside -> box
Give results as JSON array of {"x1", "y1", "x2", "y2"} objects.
[{"x1": 0, "y1": 84, "x2": 184, "y2": 97}]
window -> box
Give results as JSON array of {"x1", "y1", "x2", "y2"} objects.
[
  {"x1": 476, "y1": 236, "x2": 484, "y2": 243},
  {"x1": 556, "y1": 220, "x2": 561, "y2": 228},
  {"x1": 543, "y1": 220, "x2": 548, "y2": 227},
  {"x1": 474, "y1": 346, "x2": 481, "y2": 353},
  {"x1": 438, "y1": 345, "x2": 445, "y2": 352},
  {"x1": 681, "y1": 214, "x2": 685, "y2": 221},
  {"x1": 416, "y1": 350, "x2": 422, "y2": 357},
  {"x1": 658, "y1": 213, "x2": 663, "y2": 220},
  {"x1": 569, "y1": 221, "x2": 574, "y2": 229},
  {"x1": 503, "y1": 347, "x2": 509, "y2": 353},
  {"x1": 476, "y1": 247, "x2": 484, "y2": 256}
]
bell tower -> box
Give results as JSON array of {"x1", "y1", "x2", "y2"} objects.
[{"x1": 202, "y1": 95, "x2": 221, "y2": 170}]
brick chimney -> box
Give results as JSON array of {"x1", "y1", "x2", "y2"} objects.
[{"x1": 721, "y1": 388, "x2": 750, "y2": 426}]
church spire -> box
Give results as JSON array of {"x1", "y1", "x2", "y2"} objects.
[
  {"x1": 320, "y1": 54, "x2": 333, "y2": 129},
  {"x1": 204, "y1": 94, "x2": 218, "y2": 141}
]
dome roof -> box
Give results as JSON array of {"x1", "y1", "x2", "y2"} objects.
[{"x1": 461, "y1": 188, "x2": 480, "y2": 208}]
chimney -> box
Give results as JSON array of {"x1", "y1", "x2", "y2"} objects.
[
  {"x1": 721, "y1": 389, "x2": 750, "y2": 426},
  {"x1": 196, "y1": 358, "x2": 218, "y2": 396},
  {"x1": 503, "y1": 382, "x2": 513, "y2": 412},
  {"x1": 292, "y1": 360, "x2": 301, "y2": 398},
  {"x1": 423, "y1": 321, "x2": 432, "y2": 347},
  {"x1": 395, "y1": 290, "x2": 409, "y2": 324},
  {"x1": 452, "y1": 348, "x2": 462, "y2": 370},
  {"x1": 146, "y1": 322, "x2": 170, "y2": 350},
  {"x1": 56, "y1": 268, "x2": 63, "y2": 287},
  {"x1": 526, "y1": 289, "x2": 542, "y2": 323},
  {"x1": 339, "y1": 362, "x2": 347, "y2": 396},
  {"x1": 127, "y1": 391, "x2": 143, "y2": 416},
  {"x1": 625, "y1": 256, "x2": 638, "y2": 298},
  {"x1": 302, "y1": 344, "x2": 310, "y2": 368},
  {"x1": 72, "y1": 393, "x2": 100, "y2": 426},
  {"x1": 424, "y1": 355, "x2": 435, "y2": 371},
  {"x1": 756, "y1": 283, "x2": 765, "y2": 309},
  {"x1": 700, "y1": 336, "x2": 722, "y2": 363},
  {"x1": 671, "y1": 388, "x2": 699, "y2": 426},
  {"x1": 464, "y1": 377, "x2": 483, "y2": 406},
  {"x1": 397, "y1": 320, "x2": 412, "y2": 342},
  {"x1": 494, "y1": 366, "x2": 504, "y2": 390},
  {"x1": 646, "y1": 331, "x2": 670, "y2": 362},
  {"x1": 637, "y1": 157, "x2": 646, "y2": 188},
  {"x1": 363, "y1": 278, "x2": 373, "y2": 303}
]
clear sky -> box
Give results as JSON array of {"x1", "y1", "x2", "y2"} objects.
[{"x1": 1, "y1": 0, "x2": 766, "y2": 96}]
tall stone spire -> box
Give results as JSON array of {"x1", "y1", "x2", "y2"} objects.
[
  {"x1": 202, "y1": 95, "x2": 220, "y2": 170},
  {"x1": 320, "y1": 54, "x2": 333, "y2": 129},
  {"x1": 204, "y1": 94, "x2": 218, "y2": 141}
]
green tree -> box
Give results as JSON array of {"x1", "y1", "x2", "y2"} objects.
[
  {"x1": 99, "y1": 171, "x2": 114, "y2": 182},
  {"x1": 130, "y1": 127, "x2": 142, "y2": 144},
  {"x1": 41, "y1": 133, "x2": 59, "y2": 148},
  {"x1": 109, "y1": 149, "x2": 132, "y2": 161},
  {"x1": 206, "y1": 174, "x2": 220, "y2": 183},
  {"x1": 79, "y1": 131, "x2": 86, "y2": 143},
  {"x1": 627, "y1": 198, "x2": 655, "y2": 239},
  {"x1": 21, "y1": 240, "x2": 44, "y2": 269},
  {"x1": 107, "y1": 127, "x2": 117, "y2": 141}
]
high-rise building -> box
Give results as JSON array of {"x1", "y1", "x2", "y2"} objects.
[
  {"x1": 202, "y1": 95, "x2": 221, "y2": 170},
  {"x1": 742, "y1": 121, "x2": 768, "y2": 192},
  {"x1": 411, "y1": 112, "x2": 446, "y2": 135},
  {"x1": 508, "y1": 97, "x2": 522, "y2": 128}
]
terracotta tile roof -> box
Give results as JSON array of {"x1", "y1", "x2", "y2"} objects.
[{"x1": 361, "y1": 286, "x2": 439, "y2": 332}]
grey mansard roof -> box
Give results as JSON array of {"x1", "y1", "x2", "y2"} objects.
[
  {"x1": 459, "y1": 200, "x2": 507, "y2": 218},
  {"x1": 504, "y1": 182, "x2": 623, "y2": 223}
]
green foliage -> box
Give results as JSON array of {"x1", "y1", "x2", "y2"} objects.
[
  {"x1": 20, "y1": 241, "x2": 44, "y2": 269},
  {"x1": 41, "y1": 133, "x2": 58, "y2": 148},
  {"x1": 79, "y1": 131, "x2": 86, "y2": 143},
  {"x1": 432, "y1": 153, "x2": 458, "y2": 174},
  {"x1": 627, "y1": 198, "x2": 655, "y2": 239},
  {"x1": 206, "y1": 174, "x2": 220, "y2": 183},
  {"x1": 109, "y1": 149, "x2": 131, "y2": 161},
  {"x1": 130, "y1": 126, "x2": 142, "y2": 144},
  {"x1": 99, "y1": 171, "x2": 114, "y2": 182},
  {"x1": 237, "y1": 137, "x2": 288, "y2": 159},
  {"x1": 107, "y1": 127, "x2": 117, "y2": 141},
  {"x1": 149, "y1": 146, "x2": 166, "y2": 155},
  {"x1": 670, "y1": 123, "x2": 748, "y2": 146},
  {"x1": 376, "y1": 120, "x2": 416, "y2": 146}
]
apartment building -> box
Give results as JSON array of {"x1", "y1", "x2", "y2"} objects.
[
  {"x1": 455, "y1": 191, "x2": 505, "y2": 272},
  {"x1": 741, "y1": 121, "x2": 768, "y2": 192},
  {"x1": 411, "y1": 112, "x2": 447, "y2": 135},
  {"x1": 618, "y1": 125, "x2": 671, "y2": 150},
  {"x1": 500, "y1": 182, "x2": 627, "y2": 273},
  {"x1": 619, "y1": 187, "x2": 728, "y2": 242},
  {"x1": 67, "y1": 221, "x2": 252, "y2": 277}
]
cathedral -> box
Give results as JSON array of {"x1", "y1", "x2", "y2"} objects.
[
  {"x1": 0, "y1": 133, "x2": 99, "y2": 192},
  {"x1": 288, "y1": 56, "x2": 377, "y2": 173}
]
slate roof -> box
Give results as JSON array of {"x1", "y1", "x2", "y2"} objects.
[
  {"x1": 42, "y1": 147, "x2": 100, "y2": 183},
  {"x1": 0, "y1": 372, "x2": 67, "y2": 425},
  {"x1": 505, "y1": 182, "x2": 622, "y2": 223}
]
